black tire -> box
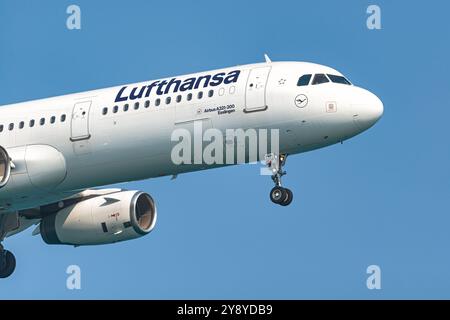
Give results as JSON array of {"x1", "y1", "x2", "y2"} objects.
[
  {"x1": 0, "y1": 250, "x2": 16, "y2": 278},
  {"x1": 270, "y1": 186, "x2": 286, "y2": 204},
  {"x1": 280, "y1": 188, "x2": 293, "y2": 206}
]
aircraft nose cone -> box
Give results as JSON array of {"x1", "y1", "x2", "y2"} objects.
[
  {"x1": 353, "y1": 91, "x2": 384, "y2": 131},
  {"x1": 369, "y1": 93, "x2": 384, "y2": 122}
]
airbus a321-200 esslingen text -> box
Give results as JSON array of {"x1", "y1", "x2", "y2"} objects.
[{"x1": 0, "y1": 56, "x2": 383, "y2": 278}]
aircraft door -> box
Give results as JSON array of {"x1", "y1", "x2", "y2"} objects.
[
  {"x1": 70, "y1": 101, "x2": 92, "y2": 141},
  {"x1": 244, "y1": 66, "x2": 271, "y2": 112}
]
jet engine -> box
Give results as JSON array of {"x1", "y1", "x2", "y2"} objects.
[
  {"x1": 0, "y1": 146, "x2": 11, "y2": 189},
  {"x1": 40, "y1": 190, "x2": 157, "y2": 245}
]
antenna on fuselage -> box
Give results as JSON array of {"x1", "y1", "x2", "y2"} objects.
[{"x1": 264, "y1": 54, "x2": 272, "y2": 63}]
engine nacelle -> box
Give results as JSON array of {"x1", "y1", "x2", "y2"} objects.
[
  {"x1": 0, "y1": 145, "x2": 67, "y2": 210},
  {"x1": 40, "y1": 190, "x2": 157, "y2": 245},
  {"x1": 0, "y1": 146, "x2": 11, "y2": 189}
]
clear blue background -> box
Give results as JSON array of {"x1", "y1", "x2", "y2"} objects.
[{"x1": 0, "y1": 0, "x2": 449, "y2": 299}]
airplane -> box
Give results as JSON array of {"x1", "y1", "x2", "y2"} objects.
[{"x1": 0, "y1": 56, "x2": 383, "y2": 278}]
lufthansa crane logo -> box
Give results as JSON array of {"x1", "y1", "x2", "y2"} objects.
[{"x1": 295, "y1": 94, "x2": 308, "y2": 108}]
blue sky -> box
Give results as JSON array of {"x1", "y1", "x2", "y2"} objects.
[{"x1": 0, "y1": 0, "x2": 449, "y2": 299}]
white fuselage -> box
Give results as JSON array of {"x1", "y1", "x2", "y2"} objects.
[{"x1": 0, "y1": 61, "x2": 383, "y2": 212}]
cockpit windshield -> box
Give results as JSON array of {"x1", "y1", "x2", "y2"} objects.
[
  {"x1": 327, "y1": 74, "x2": 351, "y2": 85},
  {"x1": 297, "y1": 73, "x2": 352, "y2": 86},
  {"x1": 297, "y1": 74, "x2": 312, "y2": 86},
  {"x1": 311, "y1": 74, "x2": 329, "y2": 85}
]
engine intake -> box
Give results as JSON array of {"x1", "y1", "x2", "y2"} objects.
[
  {"x1": 0, "y1": 146, "x2": 11, "y2": 189},
  {"x1": 130, "y1": 192, "x2": 157, "y2": 235}
]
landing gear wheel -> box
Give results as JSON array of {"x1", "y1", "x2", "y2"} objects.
[
  {"x1": 280, "y1": 188, "x2": 293, "y2": 206},
  {"x1": 0, "y1": 250, "x2": 16, "y2": 278},
  {"x1": 266, "y1": 153, "x2": 294, "y2": 206},
  {"x1": 270, "y1": 186, "x2": 287, "y2": 204}
]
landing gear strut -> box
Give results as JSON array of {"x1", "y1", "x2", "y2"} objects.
[
  {"x1": 0, "y1": 213, "x2": 18, "y2": 278},
  {"x1": 0, "y1": 244, "x2": 16, "y2": 279},
  {"x1": 266, "y1": 153, "x2": 293, "y2": 206}
]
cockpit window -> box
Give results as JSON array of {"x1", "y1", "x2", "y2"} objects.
[
  {"x1": 327, "y1": 74, "x2": 351, "y2": 85},
  {"x1": 297, "y1": 74, "x2": 312, "y2": 86},
  {"x1": 311, "y1": 74, "x2": 329, "y2": 85}
]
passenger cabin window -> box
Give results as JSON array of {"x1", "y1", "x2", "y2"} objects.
[
  {"x1": 155, "y1": 98, "x2": 161, "y2": 106},
  {"x1": 123, "y1": 104, "x2": 129, "y2": 112},
  {"x1": 40, "y1": 118, "x2": 45, "y2": 126},
  {"x1": 102, "y1": 107, "x2": 108, "y2": 115},
  {"x1": 50, "y1": 116, "x2": 56, "y2": 124},
  {"x1": 0, "y1": 125, "x2": 3, "y2": 132},
  {"x1": 176, "y1": 95, "x2": 182, "y2": 103},
  {"x1": 165, "y1": 97, "x2": 171, "y2": 105},
  {"x1": 312, "y1": 74, "x2": 330, "y2": 85},
  {"x1": 8, "y1": 123, "x2": 13, "y2": 131},
  {"x1": 297, "y1": 74, "x2": 312, "y2": 86},
  {"x1": 134, "y1": 102, "x2": 139, "y2": 110},
  {"x1": 208, "y1": 90, "x2": 214, "y2": 98},
  {"x1": 198, "y1": 91, "x2": 203, "y2": 99},
  {"x1": 29, "y1": 120, "x2": 35, "y2": 127},
  {"x1": 327, "y1": 74, "x2": 351, "y2": 85},
  {"x1": 113, "y1": 106, "x2": 118, "y2": 113},
  {"x1": 187, "y1": 93, "x2": 192, "y2": 101},
  {"x1": 19, "y1": 121, "x2": 24, "y2": 129},
  {"x1": 60, "y1": 114, "x2": 66, "y2": 122},
  {"x1": 144, "y1": 101, "x2": 150, "y2": 108}
]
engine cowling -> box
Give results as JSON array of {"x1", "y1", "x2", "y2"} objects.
[
  {"x1": 0, "y1": 145, "x2": 66, "y2": 208},
  {"x1": 40, "y1": 190, "x2": 157, "y2": 245},
  {"x1": 0, "y1": 146, "x2": 11, "y2": 189}
]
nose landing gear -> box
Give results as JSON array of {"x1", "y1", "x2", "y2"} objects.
[
  {"x1": 270, "y1": 186, "x2": 293, "y2": 206},
  {"x1": 266, "y1": 153, "x2": 293, "y2": 206}
]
